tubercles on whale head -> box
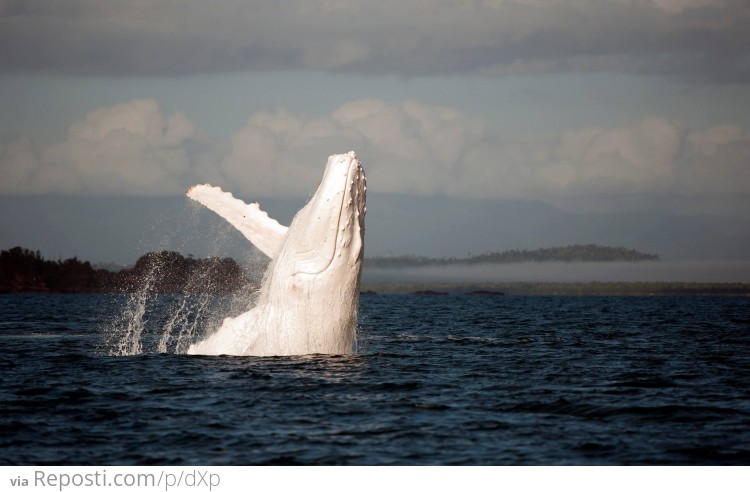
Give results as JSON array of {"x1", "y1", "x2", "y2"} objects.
[{"x1": 283, "y1": 152, "x2": 365, "y2": 277}]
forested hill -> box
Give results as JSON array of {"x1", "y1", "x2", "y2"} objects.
[
  {"x1": 0, "y1": 247, "x2": 249, "y2": 294},
  {"x1": 363, "y1": 244, "x2": 659, "y2": 269}
]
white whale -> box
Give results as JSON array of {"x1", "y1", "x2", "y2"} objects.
[{"x1": 186, "y1": 151, "x2": 366, "y2": 356}]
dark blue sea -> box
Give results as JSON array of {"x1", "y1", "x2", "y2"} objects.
[{"x1": 1, "y1": 293, "x2": 749, "y2": 465}]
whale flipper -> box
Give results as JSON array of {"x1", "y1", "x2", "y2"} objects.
[{"x1": 187, "y1": 184, "x2": 288, "y2": 259}]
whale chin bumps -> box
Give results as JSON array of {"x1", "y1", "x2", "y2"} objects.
[{"x1": 185, "y1": 152, "x2": 366, "y2": 356}]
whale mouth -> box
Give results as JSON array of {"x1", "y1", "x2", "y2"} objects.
[{"x1": 292, "y1": 153, "x2": 364, "y2": 276}]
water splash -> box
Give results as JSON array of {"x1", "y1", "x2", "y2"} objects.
[{"x1": 103, "y1": 203, "x2": 266, "y2": 356}]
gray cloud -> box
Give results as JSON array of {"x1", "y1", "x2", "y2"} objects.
[{"x1": 1, "y1": 0, "x2": 749, "y2": 81}]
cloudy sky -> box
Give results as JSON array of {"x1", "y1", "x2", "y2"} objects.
[{"x1": 2, "y1": 0, "x2": 750, "y2": 268}]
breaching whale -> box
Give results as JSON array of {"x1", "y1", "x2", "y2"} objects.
[{"x1": 186, "y1": 151, "x2": 366, "y2": 356}]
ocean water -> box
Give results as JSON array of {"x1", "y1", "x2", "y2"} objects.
[{"x1": 1, "y1": 293, "x2": 749, "y2": 465}]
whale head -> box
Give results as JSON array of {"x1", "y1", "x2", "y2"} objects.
[{"x1": 283, "y1": 151, "x2": 366, "y2": 278}]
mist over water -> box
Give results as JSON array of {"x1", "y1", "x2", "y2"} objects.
[{"x1": 364, "y1": 261, "x2": 750, "y2": 284}]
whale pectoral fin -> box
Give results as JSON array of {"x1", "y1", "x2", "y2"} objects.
[{"x1": 187, "y1": 184, "x2": 289, "y2": 259}]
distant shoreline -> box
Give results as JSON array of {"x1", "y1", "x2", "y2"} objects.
[
  {"x1": 363, "y1": 244, "x2": 659, "y2": 269},
  {"x1": 3, "y1": 281, "x2": 749, "y2": 297},
  {"x1": 4, "y1": 246, "x2": 749, "y2": 297},
  {"x1": 360, "y1": 281, "x2": 750, "y2": 297}
]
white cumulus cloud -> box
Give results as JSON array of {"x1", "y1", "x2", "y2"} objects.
[
  {"x1": 2, "y1": 97, "x2": 749, "y2": 207},
  {"x1": 0, "y1": 99, "x2": 209, "y2": 195}
]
